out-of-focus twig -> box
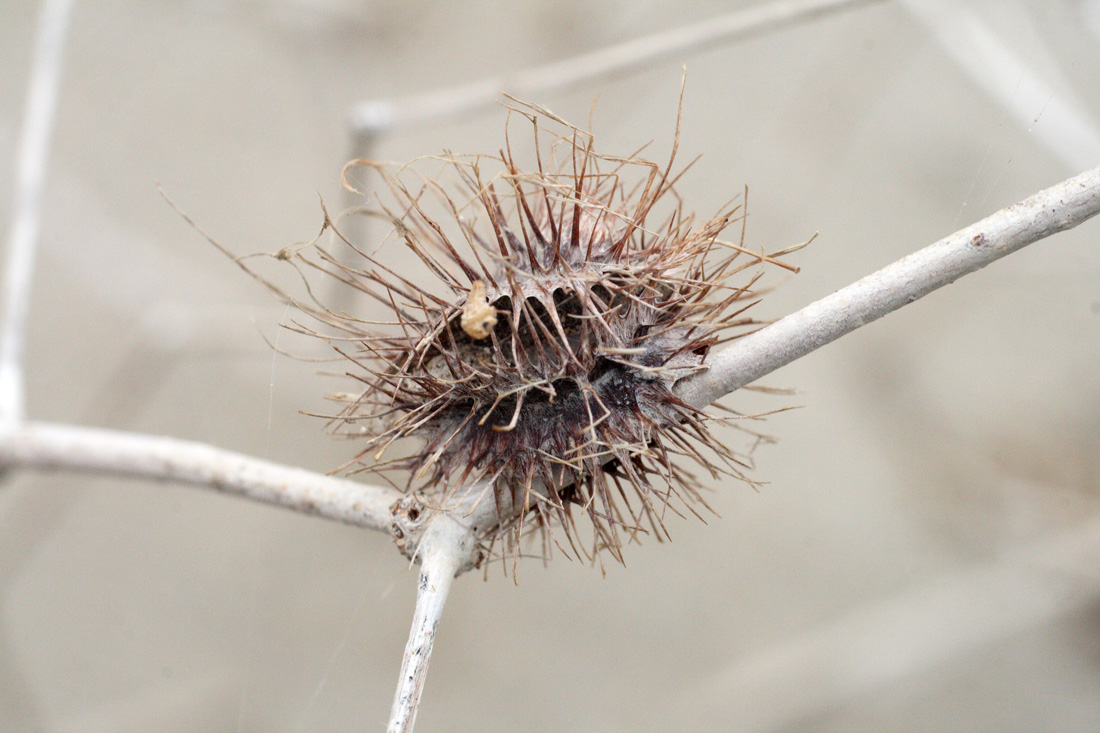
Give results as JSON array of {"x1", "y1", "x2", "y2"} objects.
[
  {"x1": 898, "y1": 0, "x2": 1100, "y2": 169},
  {"x1": 349, "y1": 0, "x2": 886, "y2": 136},
  {"x1": 0, "y1": 0, "x2": 75, "y2": 428}
]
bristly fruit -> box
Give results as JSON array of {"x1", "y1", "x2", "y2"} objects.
[{"x1": 315, "y1": 101, "x2": 793, "y2": 565}]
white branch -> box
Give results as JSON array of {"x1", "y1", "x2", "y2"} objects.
[
  {"x1": 349, "y1": 0, "x2": 885, "y2": 134},
  {"x1": 0, "y1": 0, "x2": 74, "y2": 428},
  {"x1": 387, "y1": 513, "x2": 474, "y2": 733},
  {"x1": 674, "y1": 163, "x2": 1100, "y2": 409},
  {"x1": 0, "y1": 421, "x2": 401, "y2": 532}
]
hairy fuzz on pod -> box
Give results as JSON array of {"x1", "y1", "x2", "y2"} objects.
[{"x1": 315, "y1": 103, "x2": 794, "y2": 565}]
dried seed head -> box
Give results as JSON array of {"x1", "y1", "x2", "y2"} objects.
[{"x1": 305, "y1": 102, "x2": 793, "y2": 564}]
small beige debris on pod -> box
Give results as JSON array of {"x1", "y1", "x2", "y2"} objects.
[{"x1": 460, "y1": 280, "x2": 497, "y2": 339}]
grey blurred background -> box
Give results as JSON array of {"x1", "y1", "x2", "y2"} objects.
[{"x1": 2, "y1": 0, "x2": 1100, "y2": 730}]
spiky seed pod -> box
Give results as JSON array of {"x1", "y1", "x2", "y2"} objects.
[{"x1": 315, "y1": 103, "x2": 791, "y2": 563}]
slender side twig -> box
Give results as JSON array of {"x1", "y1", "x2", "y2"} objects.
[
  {"x1": 349, "y1": 0, "x2": 885, "y2": 135},
  {"x1": 0, "y1": 0, "x2": 75, "y2": 428},
  {"x1": 0, "y1": 422, "x2": 400, "y2": 531},
  {"x1": 674, "y1": 163, "x2": 1100, "y2": 409}
]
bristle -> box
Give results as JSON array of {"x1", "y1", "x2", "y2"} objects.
[{"x1": 313, "y1": 102, "x2": 792, "y2": 565}]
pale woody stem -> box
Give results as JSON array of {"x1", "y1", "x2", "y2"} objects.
[
  {"x1": 675, "y1": 164, "x2": 1100, "y2": 409},
  {"x1": 0, "y1": 422, "x2": 400, "y2": 532}
]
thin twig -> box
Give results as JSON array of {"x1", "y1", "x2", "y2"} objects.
[
  {"x1": 349, "y1": 0, "x2": 885, "y2": 135},
  {"x1": 674, "y1": 164, "x2": 1100, "y2": 409},
  {"x1": 0, "y1": 0, "x2": 75, "y2": 428},
  {"x1": 0, "y1": 421, "x2": 401, "y2": 532}
]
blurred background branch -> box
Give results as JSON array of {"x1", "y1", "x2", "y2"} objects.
[{"x1": 0, "y1": 0, "x2": 73, "y2": 428}]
